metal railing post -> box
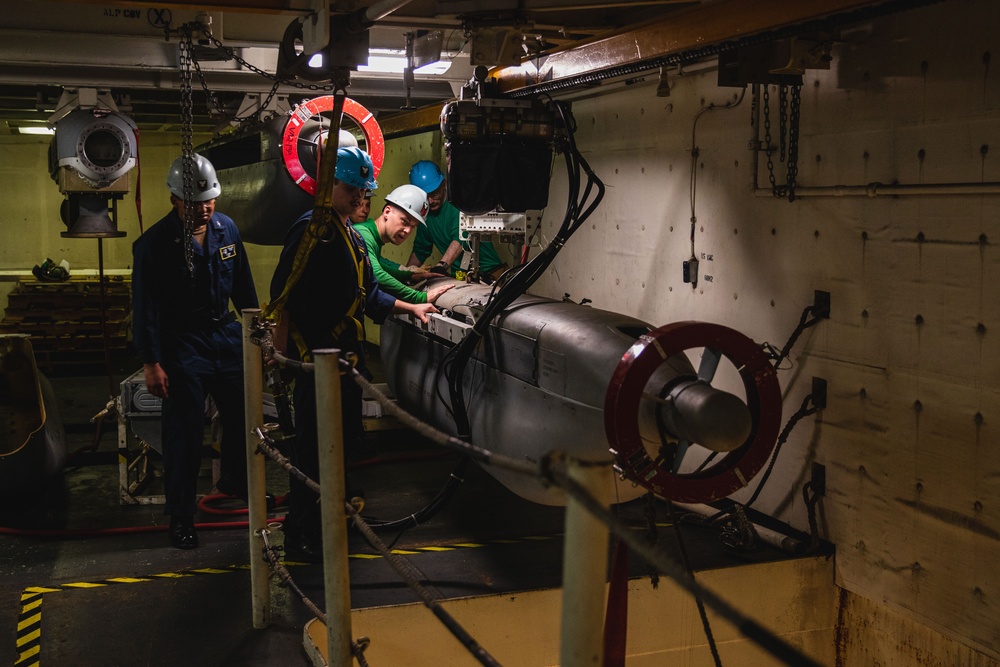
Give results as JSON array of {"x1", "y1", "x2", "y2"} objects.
[
  {"x1": 314, "y1": 349, "x2": 353, "y2": 667},
  {"x1": 243, "y1": 309, "x2": 269, "y2": 629},
  {"x1": 560, "y1": 459, "x2": 611, "y2": 666}
]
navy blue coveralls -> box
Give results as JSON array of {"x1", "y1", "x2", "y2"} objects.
[
  {"x1": 132, "y1": 210, "x2": 258, "y2": 517},
  {"x1": 270, "y1": 213, "x2": 394, "y2": 542}
]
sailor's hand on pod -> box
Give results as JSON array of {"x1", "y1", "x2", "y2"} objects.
[
  {"x1": 425, "y1": 283, "x2": 455, "y2": 304},
  {"x1": 393, "y1": 300, "x2": 439, "y2": 324}
]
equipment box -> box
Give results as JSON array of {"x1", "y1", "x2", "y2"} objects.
[{"x1": 117, "y1": 369, "x2": 219, "y2": 505}]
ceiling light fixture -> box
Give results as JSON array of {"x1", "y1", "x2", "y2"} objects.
[
  {"x1": 358, "y1": 49, "x2": 452, "y2": 75},
  {"x1": 18, "y1": 126, "x2": 55, "y2": 135}
]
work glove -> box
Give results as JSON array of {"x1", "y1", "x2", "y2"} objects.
[{"x1": 428, "y1": 262, "x2": 450, "y2": 276}]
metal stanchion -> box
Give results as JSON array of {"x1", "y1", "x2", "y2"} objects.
[
  {"x1": 243, "y1": 309, "x2": 270, "y2": 629},
  {"x1": 314, "y1": 349, "x2": 352, "y2": 667},
  {"x1": 560, "y1": 459, "x2": 611, "y2": 666}
]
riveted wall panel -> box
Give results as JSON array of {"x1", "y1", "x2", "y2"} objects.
[{"x1": 515, "y1": 0, "x2": 1000, "y2": 660}]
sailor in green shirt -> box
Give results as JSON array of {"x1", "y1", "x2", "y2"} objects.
[
  {"x1": 406, "y1": 160, "x2": 508, "y2": 282},
  {"x1": 352, "y1": 184, "x2": 455, "y2": 305}
]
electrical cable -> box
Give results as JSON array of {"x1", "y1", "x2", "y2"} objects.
[
  {"x1": 770, "y1": 304, "x2": 824, "y2": 370},
  {"x1": 444, "y1": 99, "x2": 604, "y2": 447},
  {"x1": 740, "y1": 393, "x2": 819, "y2": 511},
  {"x1": 702, "y1": 392, "x2": 820, "y2": 528},
  {"x1": 688, "y1": 89, "x2": 746, "y2": 269},
  {"x1": 357, "y1": 457, "x2": 469, "y2": 533}
]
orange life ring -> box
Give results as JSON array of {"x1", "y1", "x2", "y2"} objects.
[{"x1": 281, "y1": 96, "x2": 385, "y2": 196}]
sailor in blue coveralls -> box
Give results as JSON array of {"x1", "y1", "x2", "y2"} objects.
[
  {"x1": 269, "y1": 146, "x2": 438, "y2": 562},
  {"x1": 132, "y1": 153, "x2": 258, "y2": 549}
]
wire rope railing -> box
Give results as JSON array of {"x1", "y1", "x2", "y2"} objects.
[{"x1": 241, "y1": 309, "x2": 823, "y2": 667}]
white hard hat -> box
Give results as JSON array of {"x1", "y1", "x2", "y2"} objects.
[
  {"x1": 384, "y1": 183, "x2": 429, "y2": 224},
  {"x1": 167, "y1": 153, "x2": 221, "y2": 201},
  {"x1": 335, "y1": 129, "x2": 358, "y2": 148}
]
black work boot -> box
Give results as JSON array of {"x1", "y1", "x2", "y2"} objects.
[{"x1": 169, "y1": 515, "x2": 199, "y2": 549}]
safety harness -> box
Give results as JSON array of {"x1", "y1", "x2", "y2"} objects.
[
  {"x1": 264, "y1": 91, "x2": 366, "y2": 363},
  {"x1": 265, "y1": 216, "x2": 366, "y2": 362}
]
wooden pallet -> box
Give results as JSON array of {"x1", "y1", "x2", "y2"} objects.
[
  {"x1": 16, "y1": 275, "x2": 130, "y2": 293},
  {"x1": 1, "y1": 277, "x2": 132, "y2": 375},
  {"x1": 1, "y1": 306, "x2": 128, "y2": 322},
  {"x1": 0, "y1": 322, "x2": 129, "y2": 339},
  {"x1": 6, "y1": 293, "x2": 131, "y2": 312}
]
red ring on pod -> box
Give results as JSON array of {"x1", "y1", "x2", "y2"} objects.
[{"x1": 604, "y1": 321, "x2": 782, "y2": 503}]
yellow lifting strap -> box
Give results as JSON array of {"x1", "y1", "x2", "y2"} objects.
[
  {"x1": 266, "y1": 216, "x2": 367, "y2": 363},
  {"x1": 263, "y1": 88, "x2": 365, "y2": 361}
]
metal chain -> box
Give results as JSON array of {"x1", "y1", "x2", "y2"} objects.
[
  {"x1": 719, "y1": 504, "x2": 758, "y2": 550},
  {"x1": 187, "y1": 25, "x2": 284, "y2": 122},
  {"x1": 786, "y1": 84, "x2": 801, "y2": 201},
  {"x1": 189, "y1": 23, "x2": 341, "y2": 118},
  {"x1": 778, "y1": 84, "x2": 788, "y2": 163},
  {"x1": 179, "y1": 27, "x2": 196, "y2": 276},
  {"x1": 761, "y1": 83, "x2": 802, "y2": 201},
  {"x1": 762, "y1": 85, "x2": 779, "y2": 195}
]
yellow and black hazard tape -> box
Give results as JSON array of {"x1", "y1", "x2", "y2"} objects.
[
  {"x1": 13, "y1": 567, "x2": 243, "y2": 666},
  {"x1": 11, "y1": 531, "x2": 573, "y2": 664},
  {"x1": 346, "y1": 532, "x2": 561, "y2": 560}
]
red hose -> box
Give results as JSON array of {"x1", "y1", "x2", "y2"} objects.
[
  {"x1": 197, "y1": 493, "x2": 289, "y2": 516},
  {"x1": 0, "y1": 517, "x2": 282, "y2": 539}
]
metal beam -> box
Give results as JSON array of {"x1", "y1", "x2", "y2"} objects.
[
  {"x1": 490, "y1": 0, "x2": 919, "y2": 93},
  {"x1": 54, "y1": 0, "x2": 311, "y2": 14},
  {"x1": 377, "y1": 101, "x2": 445, "y2": 138}
]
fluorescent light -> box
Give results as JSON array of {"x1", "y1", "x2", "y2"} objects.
[
  {"x1": 18, "y1": 126, "x2": 55, "y2": 135},
  {"x1": 415, "y1": 61, "x2": 452, "y2": 75},
  {"x1": 358, "y1": 49, "x2": 451, "y2": 75},
  {"x1": 298, "y1": 48, "x2": 451, "y2": 75},
  {"x1": 358, "y1": 55, "x2": 407, "y2": 74}
]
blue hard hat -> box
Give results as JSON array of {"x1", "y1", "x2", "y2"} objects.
[
  {"x1": 408, "y1": 160, "x2": 444, "y2": 194},
  {"x1": 336, "y1": 146, "x2": 378, "y2": 190}
]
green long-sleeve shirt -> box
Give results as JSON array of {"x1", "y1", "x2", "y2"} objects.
[
  {"x1": 352, "y1": 218, "x2": 428, "y2": 304},
  {"x1": 410, "y1": 201, "x2": 504, "y2": 274}
]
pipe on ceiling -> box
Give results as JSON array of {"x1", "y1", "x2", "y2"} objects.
[{"x1": 492, "y1": 0, "x2": 944, "y2": 96}]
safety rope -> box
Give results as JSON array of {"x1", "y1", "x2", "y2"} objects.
[
  {"x1": 245, "y1": 340, "x2": 824, "y2": 667},
  {"x1": 259, "y1": 528, "x2": 371, "y2": 666},
  {"x1": 346, "y1": 503, "x2": 503, "y2": 667},
  {"x1": 252, "y1": 431, "x2": 500, "y2": 666},
  {"x1": 549, "y1": 467, "x2": 824, "y2": 667}
]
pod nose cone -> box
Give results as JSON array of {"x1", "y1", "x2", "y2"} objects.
[{"x1": 662, "y1": 381, "x2": 752, "y2": 452}]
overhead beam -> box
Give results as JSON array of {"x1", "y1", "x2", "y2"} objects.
[
  {"x1": 489, "y1": 0, "x2": 922, "y2": 93},
  {"x1": 371, "y1": 0, "x2": 931, "y2": 136},
  {"x1": 53, "y1": 0, "x2": 312, "y2": 14},
  {"x1": 378, "y1": 102, "x2": 446, "y2": 139}
]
